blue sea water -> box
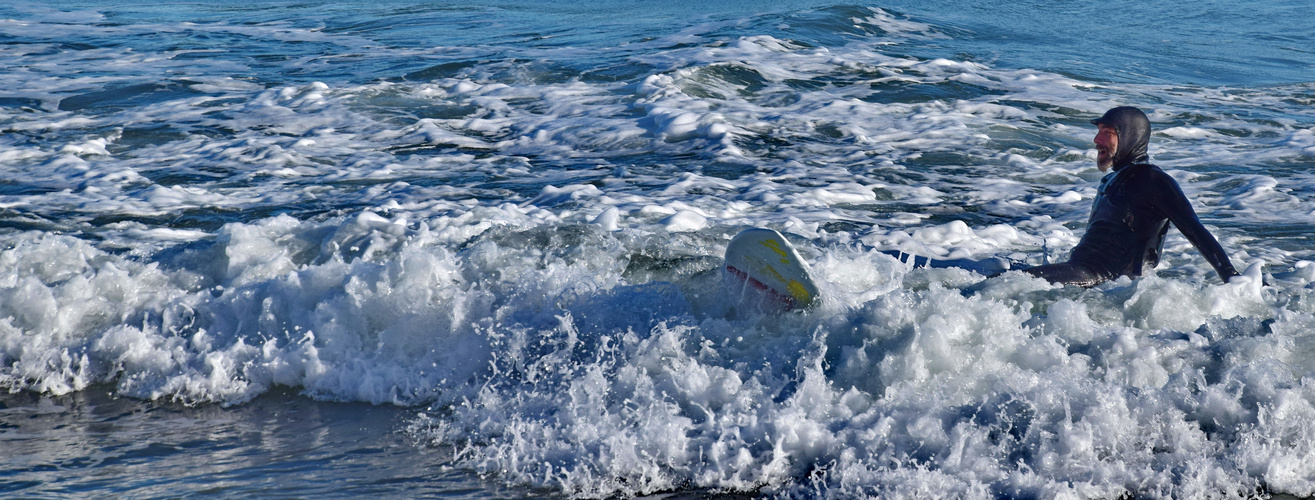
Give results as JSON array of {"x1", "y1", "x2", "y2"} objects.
[{"x1": 2, "y1": 0, "x2": 1315, "y2": 497}]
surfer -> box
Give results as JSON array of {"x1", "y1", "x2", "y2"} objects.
[
  {"x1": 1019, "y1": 106, "x2": 1239, "y2": 286},
  {"x1": 738, "y1": 107, "x2": 1240, "y2": 305}
]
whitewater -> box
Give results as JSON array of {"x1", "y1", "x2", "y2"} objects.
[{"x1": 3, "y1": 0, "x2": 1315, "y2": 497}]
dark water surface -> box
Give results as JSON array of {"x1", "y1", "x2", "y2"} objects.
[{"x1": 0, "y1": 388, "x2": 532, "y2": 498}]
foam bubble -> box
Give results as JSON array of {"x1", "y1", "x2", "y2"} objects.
[{"x1": 661, "y1": 210, "x2": 708, "y2": 232}]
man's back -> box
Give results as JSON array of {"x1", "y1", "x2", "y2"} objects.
[{"x1": 1069, "y1": 163, "x2": 1175, "y2": 279}]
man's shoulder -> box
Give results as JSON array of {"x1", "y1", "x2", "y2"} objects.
[
  {"x1": 1123, "y1": 162, "x2": 1162, "y2": 172},
  {"x1": 1126, "y1": 163, "x2": 1192, "y2": 202},
  {"x1": 1125, "y1": 163, "x2": 1176, "y2": 182},
  {"x1": 1111, "y1": 163, "x2": 1183, "y2": 200}
]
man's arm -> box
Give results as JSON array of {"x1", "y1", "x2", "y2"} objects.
[{"x1": 1152, "y1": 171, "x2": 1239, "y2": 282}]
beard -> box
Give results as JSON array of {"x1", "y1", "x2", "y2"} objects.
[{"x1": 1096, "y1": 146, "x2": 1115, "y2": 170}]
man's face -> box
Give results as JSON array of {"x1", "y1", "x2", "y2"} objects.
[{"x1": 1094, "y1": 124, "x2": 1119, "y2": 172}]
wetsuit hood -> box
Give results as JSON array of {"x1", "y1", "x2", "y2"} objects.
[{"x1": 1091, "y1": 106, "x2": 1150, "y2": 171}]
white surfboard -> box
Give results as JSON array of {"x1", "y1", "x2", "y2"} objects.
[{"x1": 724, "y1": 228, "x2": 820, "y2": 310}]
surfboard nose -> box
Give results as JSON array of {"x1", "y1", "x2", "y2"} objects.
[{"x1": 723, "y1": 228, "x2": 820, "y2": 310}]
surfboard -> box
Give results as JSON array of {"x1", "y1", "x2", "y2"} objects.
[{"x1": 723, "y1": 228, "x2": 820, "y2": 310}]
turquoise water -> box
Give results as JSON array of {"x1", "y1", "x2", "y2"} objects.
[{"x1": 3, "y1": 0, "x2": 1315, "y2": 497}]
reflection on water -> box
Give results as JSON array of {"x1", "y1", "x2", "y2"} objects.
[{"x1": 0, "y1": 387, "x2": 524, "y2": 498}]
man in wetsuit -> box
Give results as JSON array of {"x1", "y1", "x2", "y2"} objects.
[{"x1": 1022, "y1": 106, "x2": 1239, "y2": 286}]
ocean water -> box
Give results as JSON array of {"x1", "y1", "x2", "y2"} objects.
[{"x1": 2, "y1": 0, "x2": 1315, "y2": 497}]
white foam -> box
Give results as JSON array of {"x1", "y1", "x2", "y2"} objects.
[
  {"x1": 1159, "y1": 126, "x2": 1217, "y2": 139},
  {"x1": 661, "y1": 210, "x2": 708, "y2": 232},
  {"x1": 528, "y1": 184, "x2": 603, "y2": 207}
]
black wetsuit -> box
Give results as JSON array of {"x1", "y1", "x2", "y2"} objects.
[{"x1": 1023, "y1": 107, "x2": 1239, "y2": 286}]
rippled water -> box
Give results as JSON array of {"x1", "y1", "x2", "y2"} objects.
[
  {"x1": 3, "y1": 0, "x2": 1315, "y2": 497},
  {"x1": 0, "y1": 387, "x2": 509, "y2": 497}
]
